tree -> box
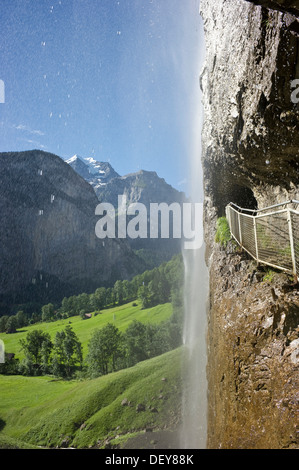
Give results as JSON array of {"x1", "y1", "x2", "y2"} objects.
[
  {"x1": 0, "y1": 315, "x2": 9, "y2": 333},
  {"x1": 41, "y1": 303, "x2": 55, "y2": 322},
  {"x1": 105, "y1": 287, "x2": 115, "y2": 307},
  {"x1": 129, "y1": 275, "x2": 142, "y2": 299},
  {"x1": 92, "y1": 287, "x2": 106, "y2": 310},
  {"x1": 137, "y1": 284, "x2": 151, "y2": 309},
  {"x1": 0, "y1": 352, "x2": 19, "y2": 375},
  {"x1": 5, "y1": 316, "x2": 18, "y2": 334},
  {"x1": 144, "y1": 323, "x2": 170, "y2": 358},
  {"x1": 87, "y1": 323, "x2": 122, "y2": 377},
  {"x1": 80, "y1": 309, "x2": 87, "y2": 320},
  {"x1": 40, "y1": 338, "x2": 53, "y2": 374},
  {"x1": 61, "y1": 296, "x2": 79, "y2": 317},
  {"x1": 76, "y1": 293, "x2": 91, "y2": 314},
  {"x1": 19, "y1": 330, "x2": 52, "y2": 368},
  {"x1": 114, "y1": 280, "x2": 124, "y2": 305},
  {"x1": 53, "y1": 325, "x2": 82, "y2": 377},
  {"x1": 29, "y1": 312, "x2": 41, "y2": 325},
  {"x1": 61, "y1": 297, "x2": 70, "y2": 315},
  {"x1": 15, "y1": 310, "x2": 27, "y2": 328},
  {"x1": 122, "y1": 280, "x2": 130, "y2": 303},
  {"x1": 123, "y1": 320, "x2": 148, "y2": 366}
]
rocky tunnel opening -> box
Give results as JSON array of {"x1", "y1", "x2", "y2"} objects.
[
  {"x1": 205, "y1": 160, "x2": 258, "y2": 217},
  {"x1": 225, "y1": 184, "x2": 258, "y2": 212}
]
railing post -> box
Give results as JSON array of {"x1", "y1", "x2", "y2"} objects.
[
  {"x1": 238, "y1": 211, "x2": 242, "y2": 246},
  {"x1": 226, "y1": 206, "x2": 231, "y2": 233},
  {"x1": 287, "y1": 209, "x2": 297, "y2": 276},
  {"x1": 253, "y1": 217, "x2": 259, "y2": 262}
]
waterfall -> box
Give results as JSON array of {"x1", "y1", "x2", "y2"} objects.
[
  {"x1": 181, "y1": 247, "x2": 209, "y2": 448},
  {"x1": 180, "y1": 6, "x2": 208, "y2": 449}
]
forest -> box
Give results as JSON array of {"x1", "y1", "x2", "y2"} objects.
[
  {"x1": 0, "y1": 254, "x2": 183, "y2": 331},
  {"x1": 0, "y1": 254, "x2": 184, "y2": 379}
]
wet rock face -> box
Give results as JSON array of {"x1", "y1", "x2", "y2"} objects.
[
  {"x1": 200, "y1": 0, "x2": 299, "y2": 220},
  {"x1": 0, "y1": 151, "x2": 142, "y2": 302},
  {"x1": 95, "y1": 169, "x2": 186, "y2": 255},
  {"x1": 207, "y1": 243, "x2": 299, "y2": 449},
  {"x1": 245, "y1": 0, "x2": 299, "y2": 17},
  {"x1": 200, "y1": 0, "x2": 299, "y2": 449}
]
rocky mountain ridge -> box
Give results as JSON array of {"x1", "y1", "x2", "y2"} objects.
[
  {"x1": 66, "y1": 154, "x2": 186, "y2": 207},
  {"x1": 65, "y1": 155, "x2": 120, "y2": 190},
  {"x1": 66, "y1": 155, "x2": 187, "y2": 260},
  {"x1": 0, "y1": 150, "x2": 144, "y2": 309}
]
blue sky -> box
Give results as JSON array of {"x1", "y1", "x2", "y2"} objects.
[{"x1": 0, "y1": 0, "x2": 204, "y2": 194}]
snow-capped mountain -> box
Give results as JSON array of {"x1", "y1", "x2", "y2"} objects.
[
  {"x1": 66, "y1": 154, "x2": 187, "y2": 266},
  {"x1": 66, "y1": 155, "x2": 119, "y2": 189}
]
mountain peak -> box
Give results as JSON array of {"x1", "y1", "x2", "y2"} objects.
[
  {"x1": 66, "y1": 154, "x2": 83, "y2": 164},
  {"x1": 66, "y1": 155, "x2": 119, "y2": 187}
]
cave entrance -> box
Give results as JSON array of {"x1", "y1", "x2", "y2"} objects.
[
  {"x1": 215, "y1": 183, "x2": 258, "y2": 217},
  {"x1": 228, "y1": 184, "x2": 258, "y2": 211}
]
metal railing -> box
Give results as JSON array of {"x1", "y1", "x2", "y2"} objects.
[{"x1": 226, "y1": 200, "x2": 299, "y2": 277}]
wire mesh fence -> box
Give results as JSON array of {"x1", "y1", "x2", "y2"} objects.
[{"x1": 226, "y1": 200, "x2": 299, "y2": 277}]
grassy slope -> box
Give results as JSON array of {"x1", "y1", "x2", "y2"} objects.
[
  {"x1": 0, "y1": 301, "x2": 172, "y2": 359},
  {"x1": 0, "y1": 348, "x2": 183, "y2": 449}
]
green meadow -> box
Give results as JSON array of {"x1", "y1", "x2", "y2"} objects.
[
  {"x1": 0, "y1": 301, "x2": 172, "y2": 359},
  {"x1": 0, "y1": 300, "x2": 184, "y2": 449},
  {"x1": 0, "y1": 347, "x2": 183, "y2": 449}
]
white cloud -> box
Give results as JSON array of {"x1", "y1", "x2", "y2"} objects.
[
  {"x1": 177, "y1": 178, "x2": 187, "y2": 187},
  {"x1": 23, "y1": 138, "x2": 46, "y2": 149},
  {"x1": 14, "y1": 124, "x2": 45, "y2": 136}
]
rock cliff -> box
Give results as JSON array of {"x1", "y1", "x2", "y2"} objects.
[
  {"x1": 0, "y1": 150, "x2": 143, "y2": 307},
  {"x1": 95, "y1": 169, "x2": 187, "y2": 263},
  {"x1": 66, "y1": 155, "x2": 120, "y2": 190},
  {"x1": 71, "y1": 162, "x2": 187, "y2": 264},
  {"x1": 95, "y1": 169, "x2": 186, "y2": 208},
  {"x1": 200, "y1": 0, "x2": 299, "y2": 448},
  {"x1": 244, "y1": 0, "x2": 299, "y2": 16}
]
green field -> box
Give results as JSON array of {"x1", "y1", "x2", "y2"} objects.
[
  {"x1": 0, "y1": 347, "x2": 183, "y2": 449},
  {"x1": 0, "y1": 300, "x2": 182, "y2": 449},
  {"x1": 0, "y1": 301, "x2": 173, "y2": 359}
]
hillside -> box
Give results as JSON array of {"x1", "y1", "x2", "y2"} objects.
[
  {"x1": 0, "y1": 301, "x2": 172, "y2": 360},
  {"x1": 65, "y1": 155, "x2": 186, "y2": 209},
  {"x1": 0, "y1": 348, "x2": 183, "y2": 449},
  {"x1": 0, "y1": 150, "x2": 144, "y2": 310},
  {"x1": 66, "y1": 156, "x2": 187, "y2": 262}
]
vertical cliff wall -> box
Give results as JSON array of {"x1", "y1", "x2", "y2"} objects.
[
  {"x1": 0, "y1": 151, "x2": 143, "y2": 305},
  {"x1": 200, "y1": 0, "x2": 299, "y2": 448}
]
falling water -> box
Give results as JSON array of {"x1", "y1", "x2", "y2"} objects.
[
  {"x1": 181, "y1": 247, "x2": 209, "y2": 449},
  {"x1": 180, "y1": 8, "x2": 209, "y2": 449}
]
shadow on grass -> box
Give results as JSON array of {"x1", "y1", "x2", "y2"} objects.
[{"x1": 0, "y1": 418, "x2": 6, "y2": 431}]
